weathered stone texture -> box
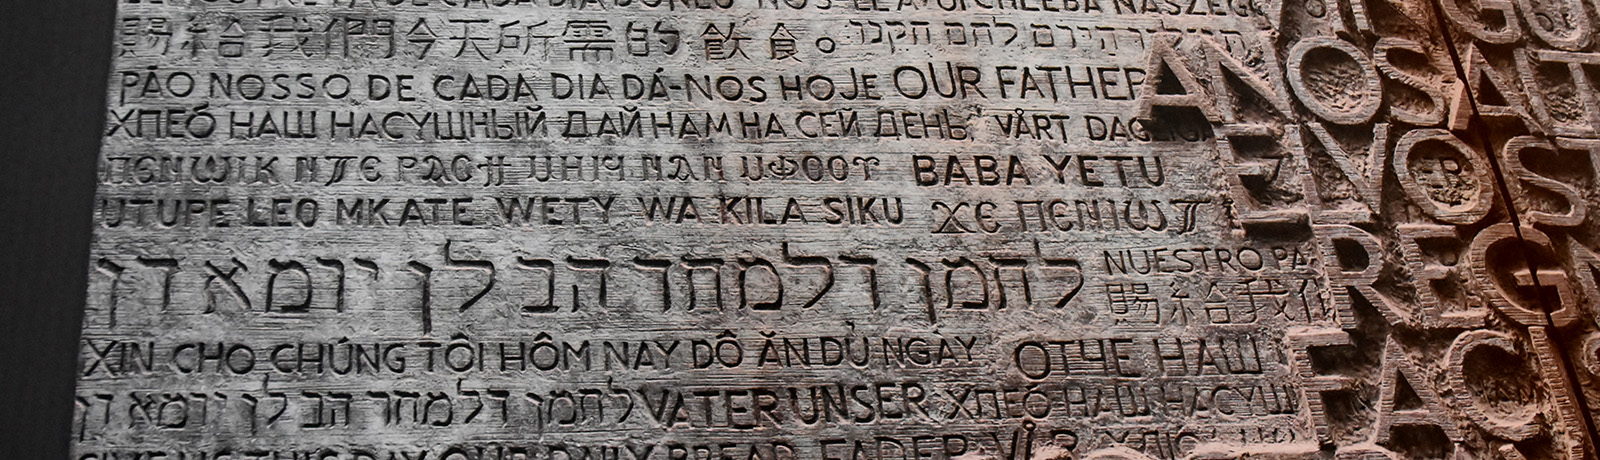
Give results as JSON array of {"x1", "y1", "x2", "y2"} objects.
[{"x1": 76, "y1": 0, "x2": 1600, "y2": 459}]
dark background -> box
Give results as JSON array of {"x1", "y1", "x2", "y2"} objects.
[{"x1": 2, "y1": 0, "x2": 118, "y2": 457}]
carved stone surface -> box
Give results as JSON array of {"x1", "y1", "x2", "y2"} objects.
[{"x1": 76, "y1": 0, "x2": 1600, "y2": 459}]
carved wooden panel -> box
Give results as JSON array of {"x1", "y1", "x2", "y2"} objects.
[{"x1": 75, "y1": 0, "x2": 1600, "y2": 459}]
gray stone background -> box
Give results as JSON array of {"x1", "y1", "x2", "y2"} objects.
[{"x1": 13, "y1": 0, "x2": 1600, "y2": 458}]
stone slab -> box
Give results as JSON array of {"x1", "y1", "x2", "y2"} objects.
[{"x1": 74, "y1": 1, "x2": 1600, "y2": 459}]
